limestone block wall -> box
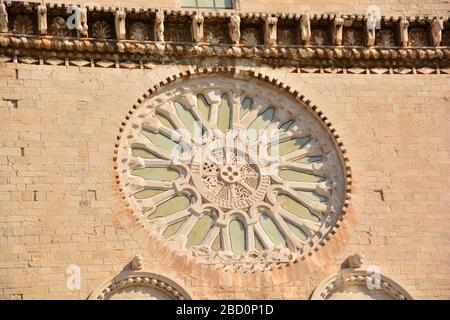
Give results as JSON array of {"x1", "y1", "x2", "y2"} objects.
[{"x1": 0, "y1": 60, "x2": 449, "y2": 299}]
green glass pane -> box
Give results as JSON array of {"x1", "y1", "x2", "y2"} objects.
[
  {"x1": 156, "y1": 113, "x2": 175, "y2": 129},
  {"x1": 149, "y1": 195, "x2": 190, "y2": 219},
  {"x1": 131, "y1": 167, "x2": 180, "y2": 181},
  {"x1": 197, "y1": 94, "x2": 210, "y2": 120},
  {"x1": 240, "y1": 97, "x2": 252, "y2": 119},
  {"x1": 197, "y1": 0, "x2": 214, "y2": 8},
  {"x1": 298, "y1": 191, "x2": 327, "y2": 202},
  {"x1": 180, "y1": 0, "x2": 197, "y2": 8},
  {"x1": 163, "y1": 219, "x2": 186, "y2": 238},
  {"x1": 279, "y1": 120, "x2": 294, "y2": 132},
  {"x1": 247, "y1": 107, "x2": 275, "y2": 138},
  {"x1": 174, "y1": 101, "x2": 200, "y2": 137},
  {"x1": 132, "y1": 148, "x2": 158, "y2": 159},
  {"x1": 279, "y1": 169, "x2": 325, "y2": 182},
  {"x1": 215, "y1": 0, "x2": 233, "y2": 9},
  {"x1": 186, "y1": 215, "x2": 214, "y2": 248},
  {"x1": 286, "y1": 221, "x2": 308, "y2": 240},
  {"x1": 229, "y1": 219, "x2": 246, "y2": 255},
  {"x1": 277, "y1": 194, "x2": 320, "y2": 222},
  {"x1": 212, "y1": 234, "x2": 221, "y2": 251},
  {"x1": 294, "y1": 156, "x2": 323, "y2": 164},
  {"x1": 278, "y1": 137, "x2": 310, "y2": 156},
  {"x1": 134, "y1": 189, "x2": 165, "y2": 199},
  {"x1": 217, "y1": 94, "x2": 231, "y2": 133},
  {"x1": 142, "y1": 130, "x2": 180, "y2": 154},
  {"x1": 255, "y1": 234, "x2": 264, "y2": 251},
  {"x1": 259, "y1": 214, "x2": 287, "y2": 247}
]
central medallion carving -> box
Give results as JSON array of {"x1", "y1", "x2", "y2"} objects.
[{"x1": 191, "y1": 146, "x2": 270, "y2": 210}]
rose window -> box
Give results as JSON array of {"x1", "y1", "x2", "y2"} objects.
[{"x1": 116, "y1": 76, "x2": 348, "y2": 272}]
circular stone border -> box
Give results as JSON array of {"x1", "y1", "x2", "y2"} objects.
[
  {"x1": 113, "y1": 66, "x2": 353, "y2": 271},
  {"x1": 310, "y1": 269, "x2": 414, "y2": 300},
  {"x1": 88, "y1": 271, "x2": 192, "y2": 300}
]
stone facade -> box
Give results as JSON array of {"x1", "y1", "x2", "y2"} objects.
[{"x1": 0, "y1": 0, "x2": 449, "y2": 300}]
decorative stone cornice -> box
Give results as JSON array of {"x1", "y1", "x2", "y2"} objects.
[{"x1": 0, "y1": 1, "x2": 449, "y2": 71}]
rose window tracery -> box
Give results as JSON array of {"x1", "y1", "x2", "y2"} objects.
[{"x1": 116, "y1": 76, "x2": 348, "y2": 272}]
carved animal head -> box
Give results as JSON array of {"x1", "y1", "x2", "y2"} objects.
[{"x1": 131, "y1": 254, "x2": 144, "y2": 270}]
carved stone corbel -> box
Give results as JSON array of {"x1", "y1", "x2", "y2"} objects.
[
  {"x1": 154, "y1": 11, "x2": 164, "y2": 42},
  {"x1": 332, "y1": 16, "x2": 344, "y2": 46},
  {"x1": 431, "y1": 18, "x2": 444, "y2": 47},
  {"x1": 0, "y1": 2, "x2": 8, "y2": 33},
  {"x1": 192, "y1": 12, "x2": 204, "y2": 43},
  {"x1": 399, "y1": 18, "x2": 409, "y2": 47},
  {"x1": 264, "y1": 16, "x2": 277, "y2": 46},
  {"x1": 37, "y1": 5, "x2": 47, "y2": 35},
  {"x1": 114, "y1": 10, "x2": 126, "y2": 40},
  {"x1": 229, "y1": 13, "x2": 240, "y2": 44},
  {"x1": 300, "y1": 13, "x2": 311, "y2": 45}
]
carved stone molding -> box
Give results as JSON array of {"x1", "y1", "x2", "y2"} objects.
[
  {"x1": 0, "y1": 1, "x2": 449, "y2": 70},
  {"x1": 311, "y1": 269, "x2": 413, "y2": 300},
  {"x1": 88, "y1": 271, "x2": 192, "y2": 300}
]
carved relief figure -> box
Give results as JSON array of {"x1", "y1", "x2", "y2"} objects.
[
  {"x1": 12, "y1": 15, "x2": 34, "y2": 35},
  {"x1": 241, "y1": 28, "x2": 259, "y2": 46},
  {"x1": 442, "y1": 30, "x2": 450, "y2": 46},
  {"x1": 399, "y1": 18, "x2": 409, "y2": 47},
  {"x1": 408, "y1": 28, "x2": 429, "y2": 47},
  {"x1": 50, "y1": 16, "x2": 71, "y2": 37},
  {"x1": 92, "y1": 20, "x2": 112, "y2": 39},
  {"x1": 0, "y1": 2, "x2": 8, "y2": 33},
  {"x1": 344, "y1": 29, "x2": 363, "y2": 46},
  {"x1": 228, "y1": 13, "x2": 240, "y2": 44},
  {"x1": 300, "y1": 13, "x2": 311, "y2": 45},
  {"x1": 129, "y1": 22, "x2": 149, "y2": 41},
  {"x1": 277, "y1": 28, "x2": 295, "y2": 45},
  {"x1": 264, "y1": 16, "x2": 277, "y2": 46},
  {"x1": 114, "y1": 10, "x2": 126, "y2": 40},
  {"x1": 192, "y1": 12, "x2": 204, "y2": 43},
  {"x1": 431, "y1": 18, "x2": 444, "y2": 47},
  {"x1": 332, "y1": 17, "x2": 344, "y2": 45},
  {"x1": 155, "y1": 11, "x2": 164, "y2": 42},
  {"x1": 366, "y1": 12, "x2": 376, "y2": 47},
  {"x1": 375, "y1": 29, "x2": 395, "y2": 47},
  {"x1": 78, "y1": 7, "x2": 88, "y2": 37},
  {"x1": 311, "y1": 29, "x2": 329, "y2": 45},
  {"x1": 206, "y1": 25, "x2": 226, "y2": 45},
  {"x1": 37, "y1": 5, "x2": 47, "y2": 35}
]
